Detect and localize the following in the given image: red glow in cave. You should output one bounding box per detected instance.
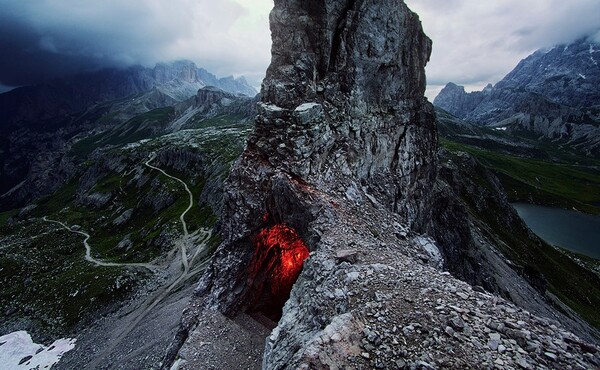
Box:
[250,224,310,309]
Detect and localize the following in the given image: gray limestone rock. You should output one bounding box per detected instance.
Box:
[165,0,438,367]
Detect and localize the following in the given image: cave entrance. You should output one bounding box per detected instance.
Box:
[247,223,310,321]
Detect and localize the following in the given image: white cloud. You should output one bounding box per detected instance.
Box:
[404,0,600,99]
[1,0,599,97]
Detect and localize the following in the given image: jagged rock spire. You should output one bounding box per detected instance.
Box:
[164,0,438,366]
[262,0,431,108]
[251,0,437,223]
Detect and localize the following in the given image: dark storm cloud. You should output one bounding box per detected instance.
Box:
[0,14,109,86]
[2,0,599,97]
[0,0,273,89]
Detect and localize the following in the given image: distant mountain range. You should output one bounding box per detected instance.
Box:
[0,60,257,129]
[0,61,258,205]
[434,37,600,157]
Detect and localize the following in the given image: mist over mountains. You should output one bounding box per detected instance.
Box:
[0,60,257,129]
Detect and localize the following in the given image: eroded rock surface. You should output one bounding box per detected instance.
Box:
[164,1,600,369]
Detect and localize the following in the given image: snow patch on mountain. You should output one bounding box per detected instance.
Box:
[0,331,76,369]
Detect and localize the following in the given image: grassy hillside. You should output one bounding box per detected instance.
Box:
[71,107,175,158]
[439,149,600,330]
[0,121,249,338]
[441,137,600,215]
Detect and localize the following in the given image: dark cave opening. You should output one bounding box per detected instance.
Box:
[247,223,310,321]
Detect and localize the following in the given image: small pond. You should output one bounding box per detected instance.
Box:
[512,203,600,259]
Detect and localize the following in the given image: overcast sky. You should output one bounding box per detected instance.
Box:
[406,0,600,99]
[0,0,599,98]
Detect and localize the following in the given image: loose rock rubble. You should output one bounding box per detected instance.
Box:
[264,195,600,369]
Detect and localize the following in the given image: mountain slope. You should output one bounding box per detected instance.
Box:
[0,100,252,367]
[500,39,600,108]
[0,64,257,208]
[434,37,600,157]
[435,103,600,215]
[0,60,256,130]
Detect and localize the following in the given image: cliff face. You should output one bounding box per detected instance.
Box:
[255,0,437,222]
[164,1,600,369]
[186,0,437,314]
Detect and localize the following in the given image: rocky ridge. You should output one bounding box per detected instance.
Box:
[164,1,599,369]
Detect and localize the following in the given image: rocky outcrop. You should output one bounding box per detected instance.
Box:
[191,86,258,117]
[254,0,437,221]
[165,0,438,367]
[195,86,233,108]
[189,0,437,309]
[164,1,599,369]
[434,82,491,118]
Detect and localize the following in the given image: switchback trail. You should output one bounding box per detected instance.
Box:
[42,217,158,271]
[86,153,214,368]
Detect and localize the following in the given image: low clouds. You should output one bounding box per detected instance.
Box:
[404,0,600,99]
[1,0,599,98]
[0,0,273,88]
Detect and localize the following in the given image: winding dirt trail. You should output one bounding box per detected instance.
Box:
[42,217,158,271]
[145,153,193,237]
[85,153,213,368]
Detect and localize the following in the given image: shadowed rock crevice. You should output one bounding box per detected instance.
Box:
[327,0,359,75]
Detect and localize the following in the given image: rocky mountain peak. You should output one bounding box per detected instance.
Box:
[434,82,490,118]
[194,86,230,106]
[253,0,437,215]
[498,37,600,108]
[435,36,600,119]
[262,0,431,109]
[433,36,600,156]
[153,60,200,84]
[165,0,440,367]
